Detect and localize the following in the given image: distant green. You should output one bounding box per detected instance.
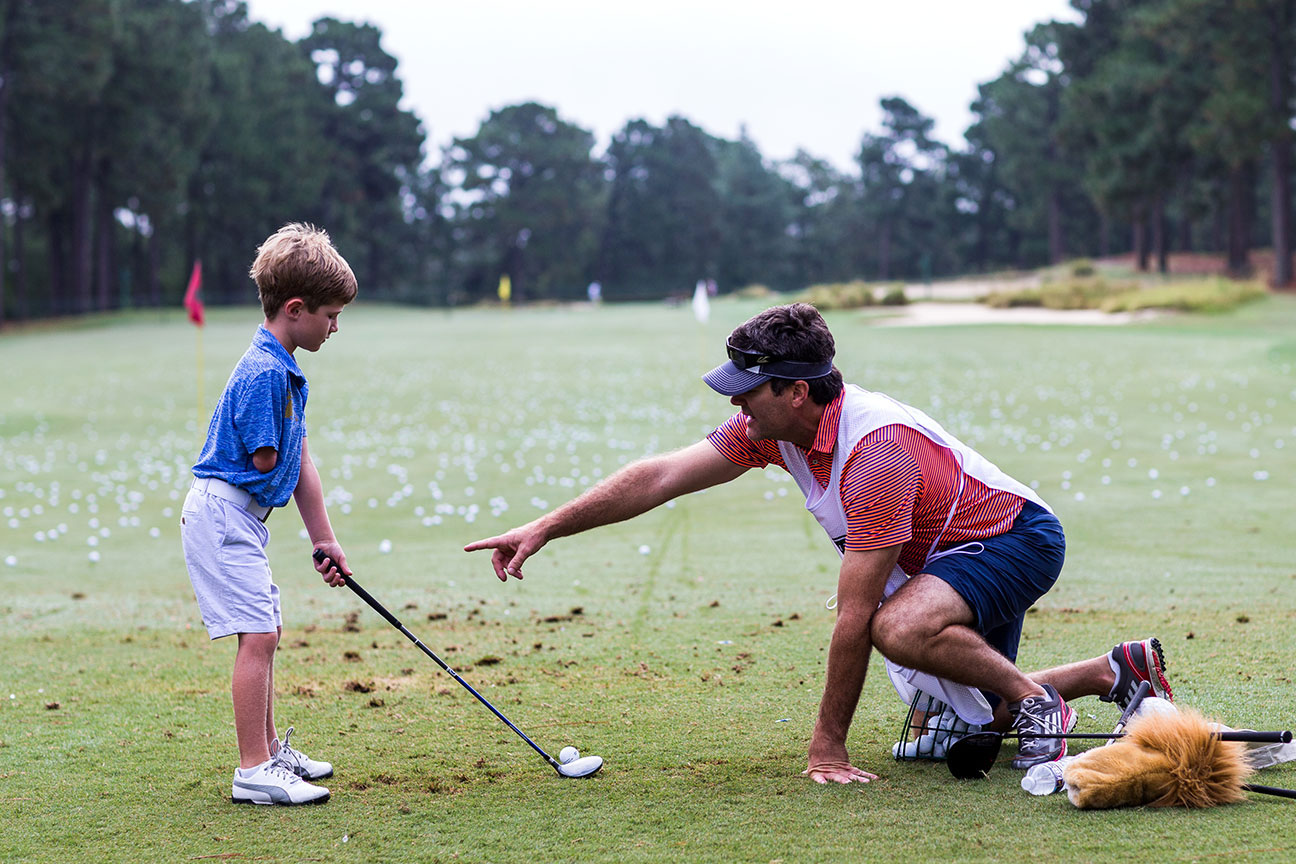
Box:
[2,297,1294,863]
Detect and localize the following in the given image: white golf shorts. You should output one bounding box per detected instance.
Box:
[181,487,281,639]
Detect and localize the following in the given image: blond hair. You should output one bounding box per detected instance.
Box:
[250,223,358,317]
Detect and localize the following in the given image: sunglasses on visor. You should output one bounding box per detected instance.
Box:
[724,341,834,378]
[726,342,779,370]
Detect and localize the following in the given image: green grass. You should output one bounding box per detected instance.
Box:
[2,296,1295,863]
[1099,277,1270,313]
[798,280,908,309]
[983,274,1268,314]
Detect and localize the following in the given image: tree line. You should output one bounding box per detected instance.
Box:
[1,0,1293,325]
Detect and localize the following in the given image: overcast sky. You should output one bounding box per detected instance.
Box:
[241,0,1079,171]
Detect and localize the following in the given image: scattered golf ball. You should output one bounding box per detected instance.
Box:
[379,538,393,554]
[637,544,650,555]
[4,556,16,567]
[559,747,579,764]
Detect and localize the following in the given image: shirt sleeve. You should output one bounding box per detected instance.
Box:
[839,433,922,551]
[233,370,286,456]
[706,413,775,468]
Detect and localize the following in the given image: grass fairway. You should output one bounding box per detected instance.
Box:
[2,295,1294,863]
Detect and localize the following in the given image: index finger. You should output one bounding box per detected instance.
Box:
[463,536,502,553]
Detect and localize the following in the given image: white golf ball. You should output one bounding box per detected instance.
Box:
[379,538,392,554]
[637,544,650,555]
[893,734,945,759]
[559,746,579,764]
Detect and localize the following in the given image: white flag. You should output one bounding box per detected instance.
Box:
[692,279,710,323]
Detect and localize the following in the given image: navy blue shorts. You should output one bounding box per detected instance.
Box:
[922,500,1065,663]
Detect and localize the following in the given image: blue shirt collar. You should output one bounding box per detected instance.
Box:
[254,325,306,385]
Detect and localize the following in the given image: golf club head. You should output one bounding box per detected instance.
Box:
[945,732,1005,779]
[555,754,604,778]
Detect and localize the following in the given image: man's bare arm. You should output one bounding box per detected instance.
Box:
[804,544,901,784]
[465,439,748,580]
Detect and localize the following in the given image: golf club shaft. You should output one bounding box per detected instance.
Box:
[1111,680,1151,734]
[314,551,561,769]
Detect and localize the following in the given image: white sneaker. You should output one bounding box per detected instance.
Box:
[232,755,330,805]
[273,726,334,780]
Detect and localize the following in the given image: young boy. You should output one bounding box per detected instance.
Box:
[181,223,357,805]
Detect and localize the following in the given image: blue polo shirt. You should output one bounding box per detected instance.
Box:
[192,325,309,508]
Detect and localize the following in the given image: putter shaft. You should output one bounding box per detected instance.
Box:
[314,550,564,772]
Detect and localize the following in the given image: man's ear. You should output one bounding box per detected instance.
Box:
[283,297,305,318]
[789,379,811,407]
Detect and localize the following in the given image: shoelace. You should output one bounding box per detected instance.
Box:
[277,726,304,767]
[1013,698,1045,725]
[263,751,302,784]
[1013,698,1063,752]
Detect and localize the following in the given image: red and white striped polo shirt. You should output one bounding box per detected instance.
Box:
[707,385,1039,574]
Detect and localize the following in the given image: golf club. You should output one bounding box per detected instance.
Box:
[314,549,604,779]
[947,727,1290,780]
[1241,783,1296,800]
[1110,680,1152,736]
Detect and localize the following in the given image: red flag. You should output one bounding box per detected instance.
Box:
[183,260,204,326]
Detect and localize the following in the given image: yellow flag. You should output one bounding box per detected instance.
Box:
[498,274,512,305]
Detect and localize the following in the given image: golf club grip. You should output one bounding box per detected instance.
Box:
[345,574,404,629]
[312,550,404,631]
[1243,783,1296,800]
[1219,730,1293,744]
[1003,730,1292,742]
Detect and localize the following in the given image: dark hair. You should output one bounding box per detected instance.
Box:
[727,303,844,405]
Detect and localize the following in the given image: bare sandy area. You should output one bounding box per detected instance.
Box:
[901,277,1040,301]
[871,301,1161,327]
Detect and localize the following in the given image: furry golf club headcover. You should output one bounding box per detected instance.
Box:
[1063,708,1252,808]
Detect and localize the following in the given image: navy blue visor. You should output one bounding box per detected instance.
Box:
[703,341,834,396]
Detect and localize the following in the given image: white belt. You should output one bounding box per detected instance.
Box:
[192,477,272,522]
